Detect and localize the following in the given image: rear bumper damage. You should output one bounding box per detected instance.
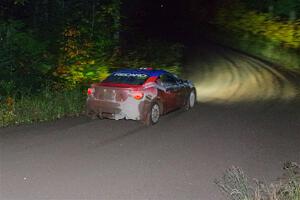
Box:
[86,97,149,121]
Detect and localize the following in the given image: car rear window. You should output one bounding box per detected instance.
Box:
[102,73,149,85]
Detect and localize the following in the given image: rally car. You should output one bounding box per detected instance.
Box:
[86,68,196,125]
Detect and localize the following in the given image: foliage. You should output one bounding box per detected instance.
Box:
[241,0,300,19]
[216,166,253,200]
[0,0,121,90]
[214,1,300,49]
[0,87,85,127]
[13,0,28,5]
[55,39,184,88]
[216,162,300,200]
[54,26,111,88]
[54,0,121,88]
[113,40,184,75]
[0,20,52,95]
[211,0,300,69]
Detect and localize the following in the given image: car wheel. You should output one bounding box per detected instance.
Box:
[185,90,196,110]
[86,110,97,120]
[86,109,103,120]
[145,103,160,126]
[98,112,104,119]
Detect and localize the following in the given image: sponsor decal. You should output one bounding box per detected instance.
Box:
[114,73,148,78]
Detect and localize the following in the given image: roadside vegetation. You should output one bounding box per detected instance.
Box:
[0,88,85,127]
[0,1,183,127]
[216,162,300,200]
[211,0,300,70]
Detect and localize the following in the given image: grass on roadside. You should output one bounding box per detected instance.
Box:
[216,161,300,200]
[0,88,86,127]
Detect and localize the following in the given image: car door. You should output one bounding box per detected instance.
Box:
[174,77,188,107]
[159,74,181,112]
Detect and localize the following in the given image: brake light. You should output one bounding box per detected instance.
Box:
[87,88,95,95]
[131,91,144,100]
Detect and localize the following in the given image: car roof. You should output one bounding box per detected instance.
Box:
[112,68,169,77]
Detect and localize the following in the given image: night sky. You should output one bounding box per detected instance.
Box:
[121,0,220,41]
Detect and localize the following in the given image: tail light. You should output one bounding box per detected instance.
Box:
[87,88,95,96]
[131,91,144,100]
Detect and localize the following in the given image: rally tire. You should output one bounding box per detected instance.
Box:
[145,103,160,126]
[86,110,98,120]
[185,90,196,110]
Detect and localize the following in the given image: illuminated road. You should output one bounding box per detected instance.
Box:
[1,43,300,200]
[185,43,299,103]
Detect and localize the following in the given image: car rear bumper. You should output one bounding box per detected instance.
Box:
[86,97,148,121]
